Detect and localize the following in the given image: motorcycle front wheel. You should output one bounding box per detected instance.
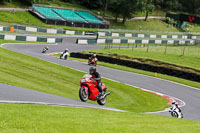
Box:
[171,111,178,118]
[79,87,88,102]
[64,55,68,60]
[97,97,106,105]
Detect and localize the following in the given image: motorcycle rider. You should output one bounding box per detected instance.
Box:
[89,66,103,97]
[89,54,97,63]
[170,101,182,118]
[42,46,48,53]
[63,48,69,54]
[60,48,69,60]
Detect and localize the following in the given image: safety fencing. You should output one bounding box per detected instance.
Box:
[97,32,200,39]
[70,52,200,82]
[1,25,200,40]
[0,25,86,35]
[77,38,197,45]
[0,34,63,43]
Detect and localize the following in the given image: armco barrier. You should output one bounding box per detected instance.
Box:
[0,34,63,43]
[70,52,200,82]
[76,38,196,45]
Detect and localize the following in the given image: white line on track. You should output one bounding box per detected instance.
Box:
[0,100,127,112]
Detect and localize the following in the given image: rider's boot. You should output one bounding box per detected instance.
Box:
[97,91,104,99]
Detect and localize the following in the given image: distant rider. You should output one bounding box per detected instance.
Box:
[89,66,103,97]
[63,48,69,56]
[60,48,69,60]
[42,46,49,53]
[89,54,97,63]
[170,101,182,117]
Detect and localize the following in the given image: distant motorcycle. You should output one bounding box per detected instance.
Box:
[42,46,48,53]
[88,57,98,66]
[169,105,183,118]
[60,49,69,60]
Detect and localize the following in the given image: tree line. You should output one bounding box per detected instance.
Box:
[75,0,200,23]
[1,0,200,24]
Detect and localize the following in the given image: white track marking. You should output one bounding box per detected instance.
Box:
[0,100,127,112]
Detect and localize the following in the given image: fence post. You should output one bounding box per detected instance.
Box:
[181,47,186,56]
[132,44,134,51]
[164,46,167,54]
[146,44,149,53]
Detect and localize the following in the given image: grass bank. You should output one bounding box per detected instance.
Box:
[88,45,200,71]
[0,104,200,133]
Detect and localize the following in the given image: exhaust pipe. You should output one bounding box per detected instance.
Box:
[102,92,111,98]
[97,92,111,100]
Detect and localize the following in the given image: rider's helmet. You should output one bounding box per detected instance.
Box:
[172,101,176,104]
[66,48,69,52]
[93,54,96,57]
[89,66,96,75]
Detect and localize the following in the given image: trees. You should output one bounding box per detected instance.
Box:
[140,0,162,21]
[120,0,140,24]
[78,0,103,9]
[111,0,141,24]
[102,0,110,18]
[2,0,200,24]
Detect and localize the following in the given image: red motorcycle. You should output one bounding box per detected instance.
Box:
[88,57,98,66]
[79,74,110,105]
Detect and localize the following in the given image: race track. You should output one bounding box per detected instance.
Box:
[1,36,200,121]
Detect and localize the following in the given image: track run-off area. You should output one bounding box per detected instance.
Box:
[1,36,200,121]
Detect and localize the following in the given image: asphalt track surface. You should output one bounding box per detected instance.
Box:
[1,36,200,121]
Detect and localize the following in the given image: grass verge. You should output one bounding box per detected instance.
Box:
[0,104,200,133]
[87,45,200,71]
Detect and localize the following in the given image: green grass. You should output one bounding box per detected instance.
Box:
[88,45,200,71]
[0,45,169,112]
[0,104,200,133]
[109,19,181,32]
[133,9,166,17]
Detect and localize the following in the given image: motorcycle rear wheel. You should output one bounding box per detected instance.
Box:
[79,87,88,102]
